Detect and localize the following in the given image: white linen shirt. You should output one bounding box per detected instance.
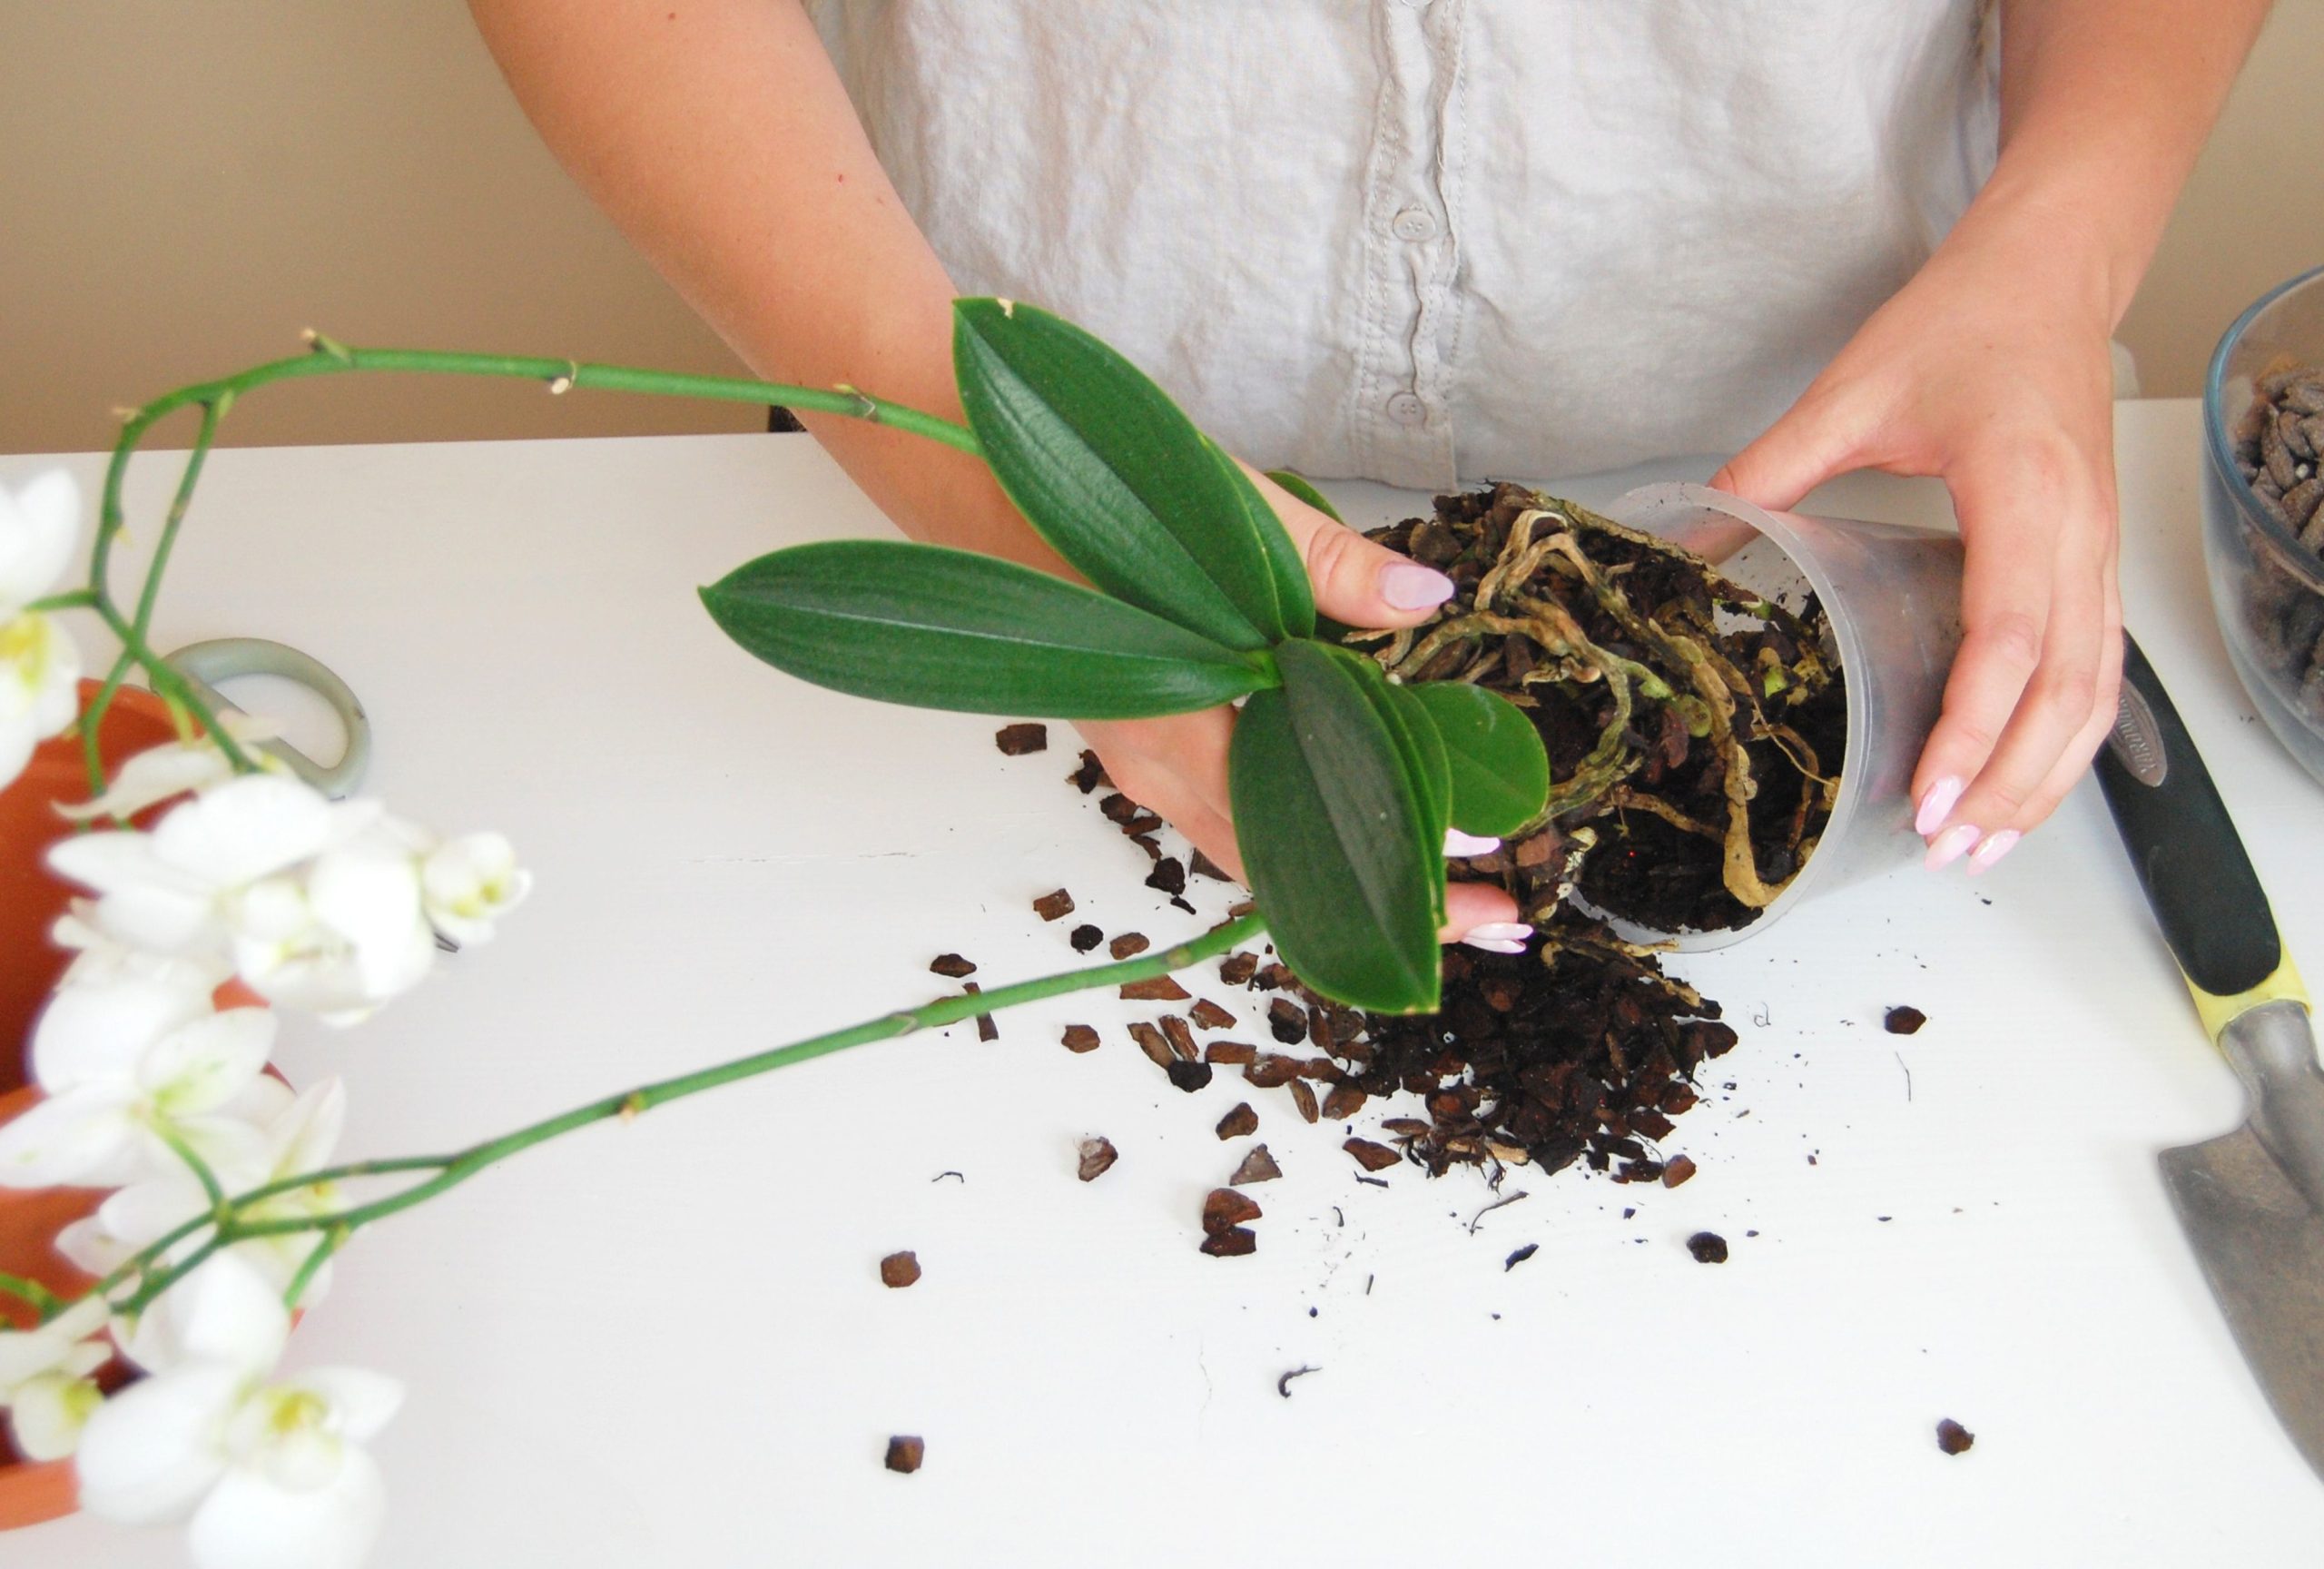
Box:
[807,2,2001,489]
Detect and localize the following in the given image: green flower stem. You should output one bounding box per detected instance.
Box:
[131,394,228,647]
[281,1226,345,1310]
[109,913,1265,1317]
[0,1270,68,1317]
[25,589,98,614]
[81,395,245,795]
[150,1120,230,1217]
[74,340,984,797]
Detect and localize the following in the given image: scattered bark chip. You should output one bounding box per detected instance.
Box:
[1098,792,1140,824]
[962,982,996,1042]
[1145,857,1187,897]
[1204,1041,1257,1066]
[1202,1187,1263,1235]
[1200,1227,1256,1258]
[1032,888,1076,922]
[1068,748,1107,794]
[1216,1102,1258,1140]
[1188,998,1236,1030]
[1187,848,1236,883]
[1686,1230,1729,1264]
[1121,976,1189,1002]
[1076,1137,1118,1181]
[1267,998,1309,1044]
[1218,952,1259,987]
[1129,1021,1175,1070]
[1159,1015,1199,1061]
[1661,1155,1698,1189]
[879,1251,921,1289]
[1885,1006,1928,1035]
[1344,1138,1401,1173]
[1503,1243,1539,1271]
[1060,1024,1100,1054]
[1935,1418,1975,1456]
[928,953,976,979]
[1068,923,1103,952]
[1165,1059,1215,1093]
[1288,1079,1320,1124]
[884,1436,925,1474]
[1321,1083,1366,1120]
[994,723,1048,755]
[1230,1144,1282,1185]
[1245,1054,1301,1088]
[1108,932,1151,960]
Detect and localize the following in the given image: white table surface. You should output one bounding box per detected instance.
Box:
[6,400,2322,1567]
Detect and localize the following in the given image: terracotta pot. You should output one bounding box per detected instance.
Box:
[1,681,181,1098]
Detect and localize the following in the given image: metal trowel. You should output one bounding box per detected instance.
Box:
[2096,634,2323,1478]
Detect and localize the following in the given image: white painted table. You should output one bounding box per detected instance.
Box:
[7,402,2321,1567]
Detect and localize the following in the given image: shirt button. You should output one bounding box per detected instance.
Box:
[1390,208,1438,242]
[1385,391,1426,427]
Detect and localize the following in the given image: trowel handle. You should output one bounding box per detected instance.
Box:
[2093,634,2309,1041]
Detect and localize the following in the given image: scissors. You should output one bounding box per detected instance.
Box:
[162,636,371,798]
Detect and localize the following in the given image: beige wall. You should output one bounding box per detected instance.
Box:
[0,3,759,455]
[4,2,2319,457]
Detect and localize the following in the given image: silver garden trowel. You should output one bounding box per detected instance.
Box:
[2097,634,2322,1478]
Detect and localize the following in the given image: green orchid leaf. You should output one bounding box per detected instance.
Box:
[1403,680,1552,837]
[702,540,1270,719]
[1262,467,1344,525]
[1228,639,1441,1014]
[1212,439,1315,639]
[1384,682,1454,926]
[952,298,1301,648]
[1319,646,1449,927]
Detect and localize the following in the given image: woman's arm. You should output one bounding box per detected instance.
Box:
[467,0,1042,566]
[466,0,1518,940]
[1717,0,2274,872]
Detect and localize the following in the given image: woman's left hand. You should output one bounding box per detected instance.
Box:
[1713,193,2126,874]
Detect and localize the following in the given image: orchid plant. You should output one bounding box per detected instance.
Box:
[0,301,1550,1567]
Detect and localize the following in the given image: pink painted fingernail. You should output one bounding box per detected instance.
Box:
[1924,824,1980,871]
[1968,829,2021,873]
[1443,828,1502,858]
[1463,937,1528,955]
[1381,561,1455,612]
[1461,922,1532,949]
[1914,776,1965,837]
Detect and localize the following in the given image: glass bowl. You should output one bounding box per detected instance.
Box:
[2201,263,2324,790]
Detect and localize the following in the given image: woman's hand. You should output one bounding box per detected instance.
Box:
[1077,474,1532,951]
[1713,192,2126,874]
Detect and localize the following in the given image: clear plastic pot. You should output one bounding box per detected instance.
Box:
[1581,482,1964,950]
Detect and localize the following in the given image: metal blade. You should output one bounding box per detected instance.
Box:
[2162,1124,2324,1477]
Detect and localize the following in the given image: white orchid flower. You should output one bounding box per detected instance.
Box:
[231,824,436,1026]
[51,904,236,993]
[0,469,81,614]
[45,774,374,957]
[419,832,531,946]
[45,778,438,1022]
[0,469,86,791]
[54,712,287,824]
[63,1080,346,1307]
[0,609,81,791]
[0,1296,113,1462]
[76,1254,401,1569]
[0,970,278,1189]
